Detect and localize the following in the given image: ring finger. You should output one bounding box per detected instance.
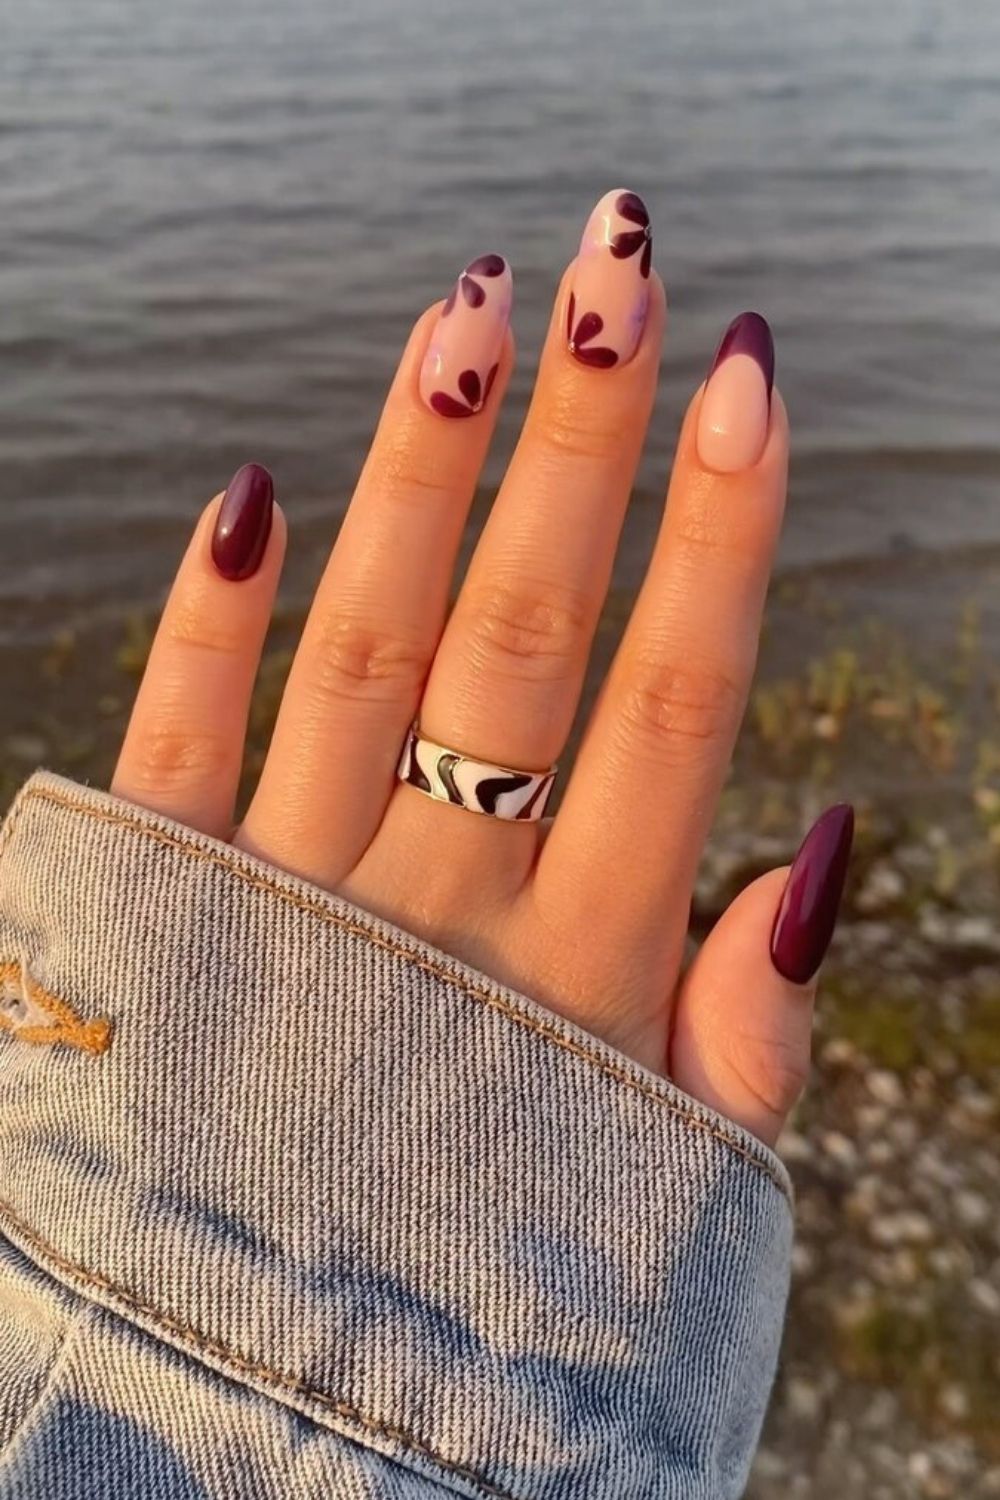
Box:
[234,258,514,885]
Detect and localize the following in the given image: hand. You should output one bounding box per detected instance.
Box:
[110,189,852,1148]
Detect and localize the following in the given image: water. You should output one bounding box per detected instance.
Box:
[2,0,1000,646]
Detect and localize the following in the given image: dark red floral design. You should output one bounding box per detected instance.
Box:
[430,361,500,418]
[566,290,618,369]
[442,254,506,316]
[609,191,652,279]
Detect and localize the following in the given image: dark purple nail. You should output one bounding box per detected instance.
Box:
[211,463,274,581]
[770,804,854,984]
[709,310,775,403]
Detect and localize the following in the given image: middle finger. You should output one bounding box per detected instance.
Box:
[407,190,665,827]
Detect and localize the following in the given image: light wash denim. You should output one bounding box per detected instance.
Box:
[0,767,793,1499]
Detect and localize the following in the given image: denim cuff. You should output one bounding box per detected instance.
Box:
[0,768,792,1499]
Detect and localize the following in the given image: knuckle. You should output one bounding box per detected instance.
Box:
[370,420,459,507]
[309,614,429,707]
[727,1030,811,1120]
[536,387,624,462]
[463,579,588,684]
[130,726,233,790]
[167,596,245,657]
[618,652,744,756]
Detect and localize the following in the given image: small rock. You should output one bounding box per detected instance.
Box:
[856,1102,889,1135]
[928,1245,964,1277]
[956,1087,997,1122]
[888,1248,921,1286]
[888,1117,919,1151]
[867,1069,905,1108]
[821,1130,858,1170]
[954,1189,991,1231]
[845,1175,882,1220]
[777,1128,813,1164]
[751,1447,788,1481]
[938,1384,969,1422]
[970,1278,1000,1316]
[952,915,997,949]
[910,1453,934,1483]
[856,862,907,913]
[785,1375,822,1422]
[870,1210,934,1247]
[821,1037,857,1068]
[791,1241,817,1278]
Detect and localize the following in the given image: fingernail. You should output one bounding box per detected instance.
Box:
[770,803,854,984]
[211,463,274,581]
[697,311,775,473]
[419,254,512,418]
[567,188,652,370]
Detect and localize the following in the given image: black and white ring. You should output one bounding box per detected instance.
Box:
[396,724,556,822]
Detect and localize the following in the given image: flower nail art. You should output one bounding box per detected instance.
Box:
[442,253,506,314]
[430,363,500,419]
[420,254,512,420]
[567,189,653,371]
[609,191,652,278]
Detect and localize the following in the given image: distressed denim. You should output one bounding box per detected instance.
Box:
[0,768,793,1499]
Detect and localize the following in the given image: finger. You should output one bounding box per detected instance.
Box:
[412,189,663,802]
[671,804,854,1146]
[236,258,514,884]
[112,464,284,837]
[538,315,788,954]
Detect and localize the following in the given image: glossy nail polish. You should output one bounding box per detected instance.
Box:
[770,804,854,984]
[419,254,512,418]
[567,188,652,370]
[211,463,274,581]
[697,311,775,473]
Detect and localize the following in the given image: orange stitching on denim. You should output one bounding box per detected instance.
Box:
[0,1195,513,1500]
[13,783,790,1200]
[0,959,112,1056]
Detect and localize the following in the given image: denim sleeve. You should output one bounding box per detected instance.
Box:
[0,768,793,1500]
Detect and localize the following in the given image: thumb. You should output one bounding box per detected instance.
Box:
[671,805,854,1148]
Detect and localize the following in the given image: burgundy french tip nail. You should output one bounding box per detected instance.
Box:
[709,310,775,402]
[211,463,274,581]
[770,803,854,984]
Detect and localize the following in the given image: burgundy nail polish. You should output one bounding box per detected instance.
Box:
[770,804,854,984]
[708,310,775,404]
[211,463,274,581]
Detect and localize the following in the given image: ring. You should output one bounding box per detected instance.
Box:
[396,723,557,822]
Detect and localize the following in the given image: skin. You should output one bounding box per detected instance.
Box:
[111,250,813,1150]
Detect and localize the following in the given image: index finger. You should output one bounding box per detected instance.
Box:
[537,320,789,962]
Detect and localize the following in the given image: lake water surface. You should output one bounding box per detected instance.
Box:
[2,0,999,646]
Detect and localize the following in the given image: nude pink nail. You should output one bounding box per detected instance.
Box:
[566,188,653,371]
[419,254,512,418]
[697,311,775,473]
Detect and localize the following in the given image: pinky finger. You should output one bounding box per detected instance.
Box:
[670,805,854,1147]
[112,464,286,838]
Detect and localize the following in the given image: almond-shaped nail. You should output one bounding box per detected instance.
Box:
[770,804,854,984]
[697,311,775,473]
[211,462,274,581]
[419,254,512,418]
[566,188,652,370]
